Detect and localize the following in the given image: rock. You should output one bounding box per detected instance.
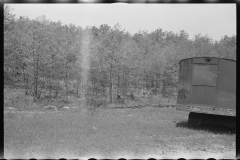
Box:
[63,106,71,110]
[8,107,16,110]
[44,105,57,110]
[129,93,135,99]
[62,106,78,110]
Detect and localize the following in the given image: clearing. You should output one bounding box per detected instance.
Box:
[4,105,235,159]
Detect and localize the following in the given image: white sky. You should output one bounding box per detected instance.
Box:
[9,3,236,41]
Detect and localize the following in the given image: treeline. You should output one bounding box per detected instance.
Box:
[4,5,236,103]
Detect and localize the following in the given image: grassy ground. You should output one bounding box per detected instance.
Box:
[4,86,235,159]
[4,106,235,159]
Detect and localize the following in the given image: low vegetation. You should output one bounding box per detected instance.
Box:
[4,104,235,159]
[4,87,235,159]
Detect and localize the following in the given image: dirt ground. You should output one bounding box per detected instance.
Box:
[4,106,236,159]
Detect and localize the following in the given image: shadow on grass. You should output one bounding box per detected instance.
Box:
[176,120,235,135]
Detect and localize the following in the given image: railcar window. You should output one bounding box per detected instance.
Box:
[192,64,217,86]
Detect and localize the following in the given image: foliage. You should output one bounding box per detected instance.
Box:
[4,7,236,104]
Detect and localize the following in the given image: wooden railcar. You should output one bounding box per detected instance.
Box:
[176,57,236,128]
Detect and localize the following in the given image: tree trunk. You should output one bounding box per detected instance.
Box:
[122,71,126,96]
[55,78,60,98]
[109,63,113,103]
[117,72,120,96]
[48,75,52,99]
[65,63,68,99]
[51,51,54,98]
[81,75,84,98]
[37,78,45,99]
[22,66,29,96]
[26,74,29,95]
[102,77,105,95]
[76,78,79,98]
[77,68,81,98]
[154,74,158,95]
[33,52,39,102]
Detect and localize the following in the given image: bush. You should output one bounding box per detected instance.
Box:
[87,96,107,107]
[116,98,125,104]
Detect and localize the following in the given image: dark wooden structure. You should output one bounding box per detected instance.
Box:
[176,57,236,128]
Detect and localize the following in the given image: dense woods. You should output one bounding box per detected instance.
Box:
[4,5,236,105]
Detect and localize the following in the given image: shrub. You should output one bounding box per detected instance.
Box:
[87,96,107,107]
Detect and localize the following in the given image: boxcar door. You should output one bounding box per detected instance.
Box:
[191,58,218,107]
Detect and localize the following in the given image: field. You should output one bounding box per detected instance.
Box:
[4,104,235,159]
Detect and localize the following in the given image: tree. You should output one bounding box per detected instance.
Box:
[214,35,236,60]
[4,9,236,106]
[4,5,15,32]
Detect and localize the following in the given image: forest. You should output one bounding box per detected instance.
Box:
[4,5,236,107]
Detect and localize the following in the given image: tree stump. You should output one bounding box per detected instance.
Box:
[129,93,135,100]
